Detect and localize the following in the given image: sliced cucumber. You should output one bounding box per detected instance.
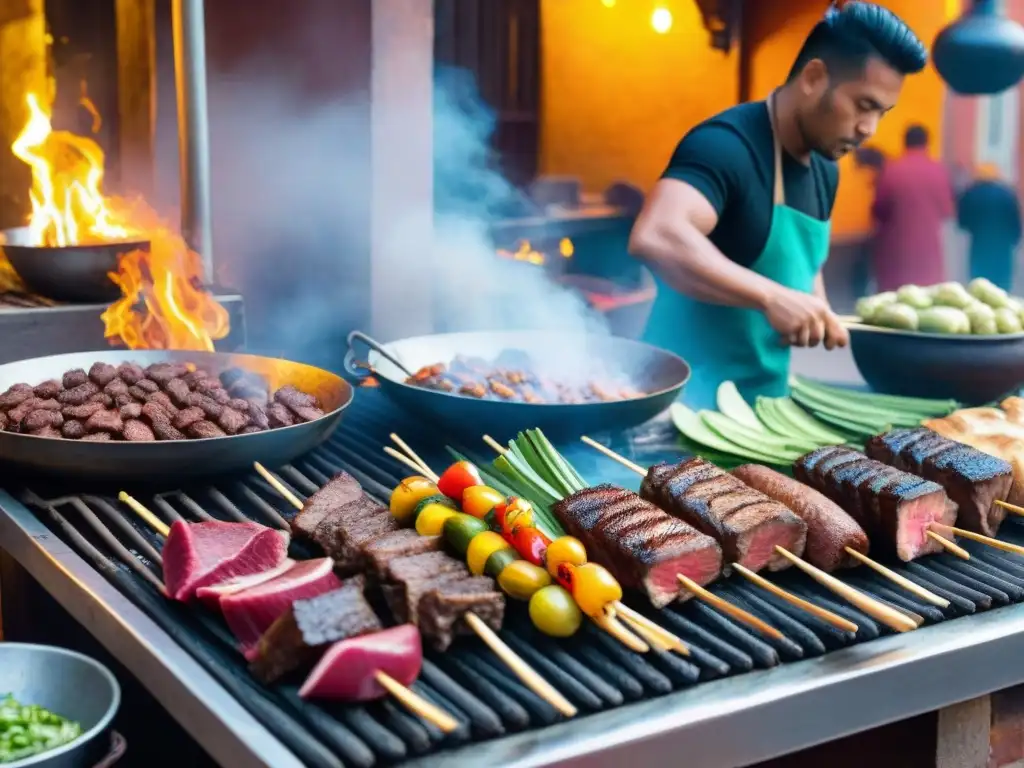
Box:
[790,375,958,417]
[716,381,764,432]
[771,397,848,444]
[754,397,795,437]
[789,384,914,428]
[671,404,788,464]
[699,411,808,462]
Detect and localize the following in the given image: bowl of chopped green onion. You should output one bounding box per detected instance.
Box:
[0,644,120,767]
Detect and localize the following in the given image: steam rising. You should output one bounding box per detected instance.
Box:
[205,57,610,371]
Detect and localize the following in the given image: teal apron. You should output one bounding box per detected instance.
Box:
[643,93,831,409]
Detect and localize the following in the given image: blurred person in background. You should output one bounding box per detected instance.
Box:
[958,163,1022,292]
[870,124,954,291]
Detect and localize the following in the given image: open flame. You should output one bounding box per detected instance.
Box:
[496,238,574,266]
[9,92,229,351]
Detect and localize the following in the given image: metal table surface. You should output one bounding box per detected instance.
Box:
[6,480,1024,767]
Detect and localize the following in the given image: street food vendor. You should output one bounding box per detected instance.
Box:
[629,2,927,408]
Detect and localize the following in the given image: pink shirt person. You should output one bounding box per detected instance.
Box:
[870,125,954,291]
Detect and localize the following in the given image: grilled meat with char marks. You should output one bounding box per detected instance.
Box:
[795,447,957,561]
[553,485,722,607]
[866,428,1013,537]
[641,458,807,572]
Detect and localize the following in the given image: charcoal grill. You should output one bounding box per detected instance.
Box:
[7,390,1024,767]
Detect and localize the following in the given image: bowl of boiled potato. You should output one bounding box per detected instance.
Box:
[847,278,1024,403]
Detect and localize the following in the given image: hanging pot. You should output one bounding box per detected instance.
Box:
[933,0,1024,95]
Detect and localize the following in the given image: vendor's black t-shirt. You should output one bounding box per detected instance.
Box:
[662,101,840,269]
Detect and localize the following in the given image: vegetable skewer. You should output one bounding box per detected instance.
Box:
[382,445,662,653]
[579,438,920,633]
[387,439,692,656]
[117,491,459,732]
[253,462,578,718]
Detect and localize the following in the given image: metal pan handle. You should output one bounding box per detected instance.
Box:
[344,330,414,379]
[94,731,126,767]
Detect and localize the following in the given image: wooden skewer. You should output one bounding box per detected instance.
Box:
[843,547,950,608]
[731,564,859,633]
[773,547,917,633]
[612,602,690,655]
[677,574,785,641]
[995,499,1024,517]
[482,434,506,456]
[372,671,460,732]
[925,529,971,560]
[931,522,1024,557]
[385,446,442,484]
[256,462,578,718]
[117,491,461,732]
[592,609,649,653]
[253,463,305,509]
[580,436,647,475]
[389,434,434,477]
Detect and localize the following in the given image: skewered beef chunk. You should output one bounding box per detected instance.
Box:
[361,530,442,576]
[249,577,381,684]
[554,485,723,607]
[32,379,61,399]
[795,447,958,561]
[142,402,186,440]
[116,363,145,384]
[62,402,105,420]
[123,420,156,441]
[21,410,63,432]
[186,420,226,439]
[217,406,249,434]
[81,432,112,442]
[164,378,192,406]
[173,406,206,431]
[62,369,88,388]
[88,392,114,408]
[145,391,179,415]
[419,577,505,651]
[291,472,363,539]
[383,551,470,625]
[104,378,129,397]
[732,464,869,572]
[61,419,85,439]
[30,425,61,438]
[119,402,143,419]
[267,402,295,428]
[866,428,1013,537]
[58,382,100,405]
[312,496,399,572]
[88,362,118,387]
[85,409,124,435]
[641,459,807,572]
[275,385,318,410]
[0,385,32,410]
[186,392,223,419]
[145,362,190,385]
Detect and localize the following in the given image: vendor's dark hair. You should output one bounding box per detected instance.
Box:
[788,2,927,82]
[905,124,929,148]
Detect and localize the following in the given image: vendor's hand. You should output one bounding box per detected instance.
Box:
[763,288,831,347]
[823,312,850,350]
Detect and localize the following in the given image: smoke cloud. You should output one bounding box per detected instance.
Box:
[203,48,610,373]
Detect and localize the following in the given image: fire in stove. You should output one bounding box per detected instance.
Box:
[7,90,230,352]
[496,237,574,267]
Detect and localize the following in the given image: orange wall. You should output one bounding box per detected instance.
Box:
[738,0,957,239]
[538,0,739,194]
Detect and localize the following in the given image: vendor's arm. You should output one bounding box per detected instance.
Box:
[629,125,835,348]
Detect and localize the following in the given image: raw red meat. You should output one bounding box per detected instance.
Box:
[221,558,342,656]
[162,520,290,601]
[194,559,295,609]
[299,624,422,701]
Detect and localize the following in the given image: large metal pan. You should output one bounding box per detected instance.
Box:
[0,350,353,480]
[344,330,689,441]
[844,317,1024,403]
[0,227,149,303]
[0,643,121,768]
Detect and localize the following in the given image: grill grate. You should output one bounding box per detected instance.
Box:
[0,290,58,309]
[15,388,1024,766]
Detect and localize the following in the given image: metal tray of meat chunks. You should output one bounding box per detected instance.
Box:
[0,350,353,480]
